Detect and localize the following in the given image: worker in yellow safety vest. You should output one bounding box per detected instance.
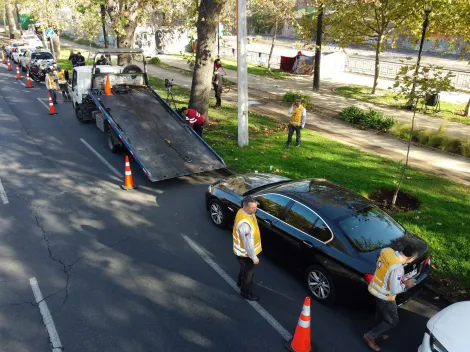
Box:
[285,97,307,148]
[56,66,71,102]
[363,245,417,351]
[233,196,262,301]
[45,69,58,105]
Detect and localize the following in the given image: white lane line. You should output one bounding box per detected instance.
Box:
[37,97,49,111]
[80,138,123,178]
[18,79,26,86]
[181,234,293,341]
[1,63,7,69]
[0,180,9,204]
[29,277,63,352]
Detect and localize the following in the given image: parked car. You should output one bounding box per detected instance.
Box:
[205,174,431,303]
[20,49,55,73]
[418,301,470,352]
[12,46,32,64]
[4,41,28,58]
[20,33,43,48]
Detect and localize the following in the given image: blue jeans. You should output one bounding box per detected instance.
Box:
[49,90,57,104]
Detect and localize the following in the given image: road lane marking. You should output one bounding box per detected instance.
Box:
[181,234,293,341]
[80,138,123,178]
[19,79,26,86]
[37,97,49,111]
[0,180,9,204]
[1,63,7,69]
[29,277,63,352]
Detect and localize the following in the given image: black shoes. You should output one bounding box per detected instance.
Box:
[241,293,260,301]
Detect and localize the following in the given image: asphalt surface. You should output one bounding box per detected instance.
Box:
[0,62,445,352]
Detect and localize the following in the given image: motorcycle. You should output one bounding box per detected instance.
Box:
[29,61,54,83]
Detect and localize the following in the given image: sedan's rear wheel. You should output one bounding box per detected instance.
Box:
[305,265,336,304]
[208,199,227,228]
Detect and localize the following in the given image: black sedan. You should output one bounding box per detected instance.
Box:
[205,173,431,304]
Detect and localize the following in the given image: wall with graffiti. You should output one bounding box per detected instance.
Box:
[133,26,192,57]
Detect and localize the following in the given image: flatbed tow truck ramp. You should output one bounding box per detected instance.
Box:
[71,48,226,182]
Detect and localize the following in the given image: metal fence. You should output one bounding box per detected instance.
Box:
[219,47,281,69]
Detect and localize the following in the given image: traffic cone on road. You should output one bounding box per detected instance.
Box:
[2,51,5,64]
[104,74,112,96]
[121,155,137,190]
[26,71,33,88]
[47,93,57,115]
[285,297,313,352]
[7,57,12,71]
[15,64,22,79]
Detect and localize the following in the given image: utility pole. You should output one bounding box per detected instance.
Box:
[313,2,323,91]
[237,0,249,147]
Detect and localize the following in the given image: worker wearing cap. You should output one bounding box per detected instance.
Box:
[286,97,306,148]
[363,245,418,352]
[233,196,262,301]
[181,107,205,137]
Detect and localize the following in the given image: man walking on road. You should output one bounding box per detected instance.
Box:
[363,245,417,351]
[45,69,58,105]
[286,97,306,148]
[233,196,262,301]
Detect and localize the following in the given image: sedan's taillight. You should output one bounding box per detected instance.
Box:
[365,274,374,283]
[424,256,431,266]
[12,48,17,52]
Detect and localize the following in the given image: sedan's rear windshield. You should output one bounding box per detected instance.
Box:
[338,206,405,252]
[32,53,53,60]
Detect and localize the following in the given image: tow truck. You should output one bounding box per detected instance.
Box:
[70,48,226,182]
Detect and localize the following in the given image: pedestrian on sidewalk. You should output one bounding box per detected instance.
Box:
[286,97,306,148]
[68,50,78,67]
[233,196,262,301]
[45,68,58,105]
[212,59,225,109]
[76,52,86,67]
[363,245,417,352]
[181,107,205,137]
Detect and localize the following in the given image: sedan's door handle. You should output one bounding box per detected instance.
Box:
[263,219,273,226]
[302,240,313,248]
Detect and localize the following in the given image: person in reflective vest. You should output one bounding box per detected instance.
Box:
[56,66,71,102]
[233,196,262,301]
[285,97,306,148]
[363,245,417,351]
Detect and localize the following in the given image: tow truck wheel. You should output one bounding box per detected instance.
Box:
[107,129,121,153]
[75,105,86,124]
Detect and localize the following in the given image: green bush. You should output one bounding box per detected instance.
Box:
[338,106,395,132]
[148,57,161,65]
[416,129,431,145]
[428,134,445,149]
[282,91,313,109]
[461,140,470,157]
[441,137,462,154]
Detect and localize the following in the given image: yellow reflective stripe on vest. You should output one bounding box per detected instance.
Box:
[368,248,403,301]
[232,210,262,257]
[290,105,304,126]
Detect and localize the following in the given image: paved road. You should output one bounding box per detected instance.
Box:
[0,63,443,351]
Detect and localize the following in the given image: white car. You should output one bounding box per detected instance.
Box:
[4,41,28,57]
[418,301,470,352]
[12,46,32,64]
[20,34,43,48]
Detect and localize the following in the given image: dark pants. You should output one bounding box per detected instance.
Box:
[286,123,301,146]
[59,84,71,101]
[365,298,399,339]
[236,256,255,296]
[213,83,222,107]
[193,123,204,137]
[49,90,57,104]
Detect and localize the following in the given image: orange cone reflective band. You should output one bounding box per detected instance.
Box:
[121,155,137,190]
[26,71,33,88]
[285,297,313,352]
[48,93,57,115]
[16,64,22,79]
[7,57,12,71]
[104,74,112,96]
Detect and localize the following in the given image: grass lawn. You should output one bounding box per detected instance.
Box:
[148,76,470,297]
[336,85,470,126]
[171,53,289,80]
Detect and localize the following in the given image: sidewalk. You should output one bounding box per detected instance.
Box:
[60,38,470,187]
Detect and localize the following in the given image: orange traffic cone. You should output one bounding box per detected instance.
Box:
[26,71,33,88]
[121,155,137,190]
[104,74,112,96]
[7,57,12,71]
[47,93,57,115]
[15,64,22,79]
[2,51,5,64]
[285,297,313,352]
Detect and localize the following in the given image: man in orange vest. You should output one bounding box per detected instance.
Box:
[286,97,307,148]
[233,196,262,301]
[363,245,417,351]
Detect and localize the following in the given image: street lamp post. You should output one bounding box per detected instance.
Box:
[407,2,432,108]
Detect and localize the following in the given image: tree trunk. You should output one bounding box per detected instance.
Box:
[100,3,109,48]
[52,32,61,59]
[188,0,223,118]
[5,0,17,39]
[371,33,383,94]
[14,1,22,34]
[115,22,137,65]
[313,2,324,92]
[464,97,470,117]
[267,19,278,72]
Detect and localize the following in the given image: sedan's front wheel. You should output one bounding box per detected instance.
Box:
[305,265,337,304]
[208,199,227,228]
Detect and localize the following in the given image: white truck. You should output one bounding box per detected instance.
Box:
[70,48,225,182]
